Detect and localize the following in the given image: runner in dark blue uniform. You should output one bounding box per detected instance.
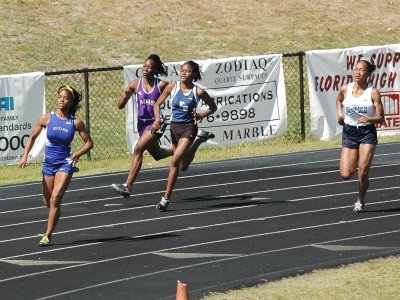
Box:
[336,60,384,212]
[152,61,218,211]
[18,85,93,246]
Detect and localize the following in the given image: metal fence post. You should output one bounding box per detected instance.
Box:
[298,52,306,141]
[84,69,91,160]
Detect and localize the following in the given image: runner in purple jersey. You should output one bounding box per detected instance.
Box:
[111,54,173,198]
[18,85,93,246]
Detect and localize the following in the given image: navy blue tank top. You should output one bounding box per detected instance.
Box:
[170,81,199,123]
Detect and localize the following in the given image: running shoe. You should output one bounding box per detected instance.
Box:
[156,197,170,211]
[197,130,215,141]
[39,235,51,246]
[353,201,365,213]
[111,183,131,198]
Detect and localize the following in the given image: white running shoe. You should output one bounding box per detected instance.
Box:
[353,201,365,213]
[111,183,131,198]
[197,130,215,141]
[156,196,170,211]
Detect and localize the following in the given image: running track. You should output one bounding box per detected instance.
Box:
[1,143,399,300]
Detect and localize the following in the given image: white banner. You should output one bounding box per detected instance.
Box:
[306,44,400,140]
[0,72,46,165]
[123,54,287,151]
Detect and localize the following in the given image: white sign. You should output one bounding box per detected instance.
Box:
[306,44,400,140]
[123,54,287,151]
[0,72,46,165]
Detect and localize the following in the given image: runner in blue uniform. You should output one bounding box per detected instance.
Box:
[110,54,173,198]
[18,85,93,246]
[336,59,384,212]
[152,60,218,211]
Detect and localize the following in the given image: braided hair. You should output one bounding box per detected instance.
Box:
[146,54,168,77]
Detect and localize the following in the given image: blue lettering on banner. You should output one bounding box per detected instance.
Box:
[0,97,15,111]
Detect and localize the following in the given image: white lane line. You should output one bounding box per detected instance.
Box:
[2,155,399,202]
[0,259,90,266]
[0,147,345,190]
[1,149,398,197]
[2,199,400,260]
[2,159,340,201]
[311,244,399,251]
[1,161,399,210]
[36,239,400,300]
[1,216,400,285]
[155,252,240,259]
[0,183,400,232]
[0,205,256,244]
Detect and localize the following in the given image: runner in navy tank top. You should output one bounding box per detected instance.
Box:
[336,59,384,213]
[19,85,93,246]
[152,60,218,211]
[111,54,173,198]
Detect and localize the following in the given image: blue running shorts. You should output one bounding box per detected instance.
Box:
[342,123,377,149]
[42,157,74,176]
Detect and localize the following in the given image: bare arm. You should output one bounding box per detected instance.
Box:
[194,87,217,121]
[70,118,94,166]
[18,114,49,169]
[370,88,384,124]
[336,85,346,125]
[151,82,175,134]
[117,79,138,109]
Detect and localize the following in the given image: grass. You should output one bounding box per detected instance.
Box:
[0,0,398,74]
[1,0,400,299]
[201,256,400,300]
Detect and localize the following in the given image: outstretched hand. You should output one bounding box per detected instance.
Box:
[18,156,28,169]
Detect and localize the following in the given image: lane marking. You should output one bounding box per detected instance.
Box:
[311,244,399,251]
[0,147,346,190]
[0,206,400,262]
[2,156,399,202]
[1,164,399,213]
[0,259,90,266]
[0,205,257,244]
[1,179,399,231]
[155,252,240,259]
[9,228,400,299]
[2,194,400,244]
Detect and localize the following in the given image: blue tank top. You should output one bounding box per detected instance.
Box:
[136,77,161,121]
[45,112,76,161]
[170,81,199,123]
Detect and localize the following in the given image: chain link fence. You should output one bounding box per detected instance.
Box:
[45,52,310,160]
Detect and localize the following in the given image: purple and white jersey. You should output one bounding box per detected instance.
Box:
[136,77,161,121]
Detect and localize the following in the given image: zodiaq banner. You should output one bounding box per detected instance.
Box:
[123,54,287,151]
[0,72,46,165]
[306,44,400,140]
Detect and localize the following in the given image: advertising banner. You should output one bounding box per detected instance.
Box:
[0,72,46,165]
[123,55,287,151]
[306,44,400,140]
